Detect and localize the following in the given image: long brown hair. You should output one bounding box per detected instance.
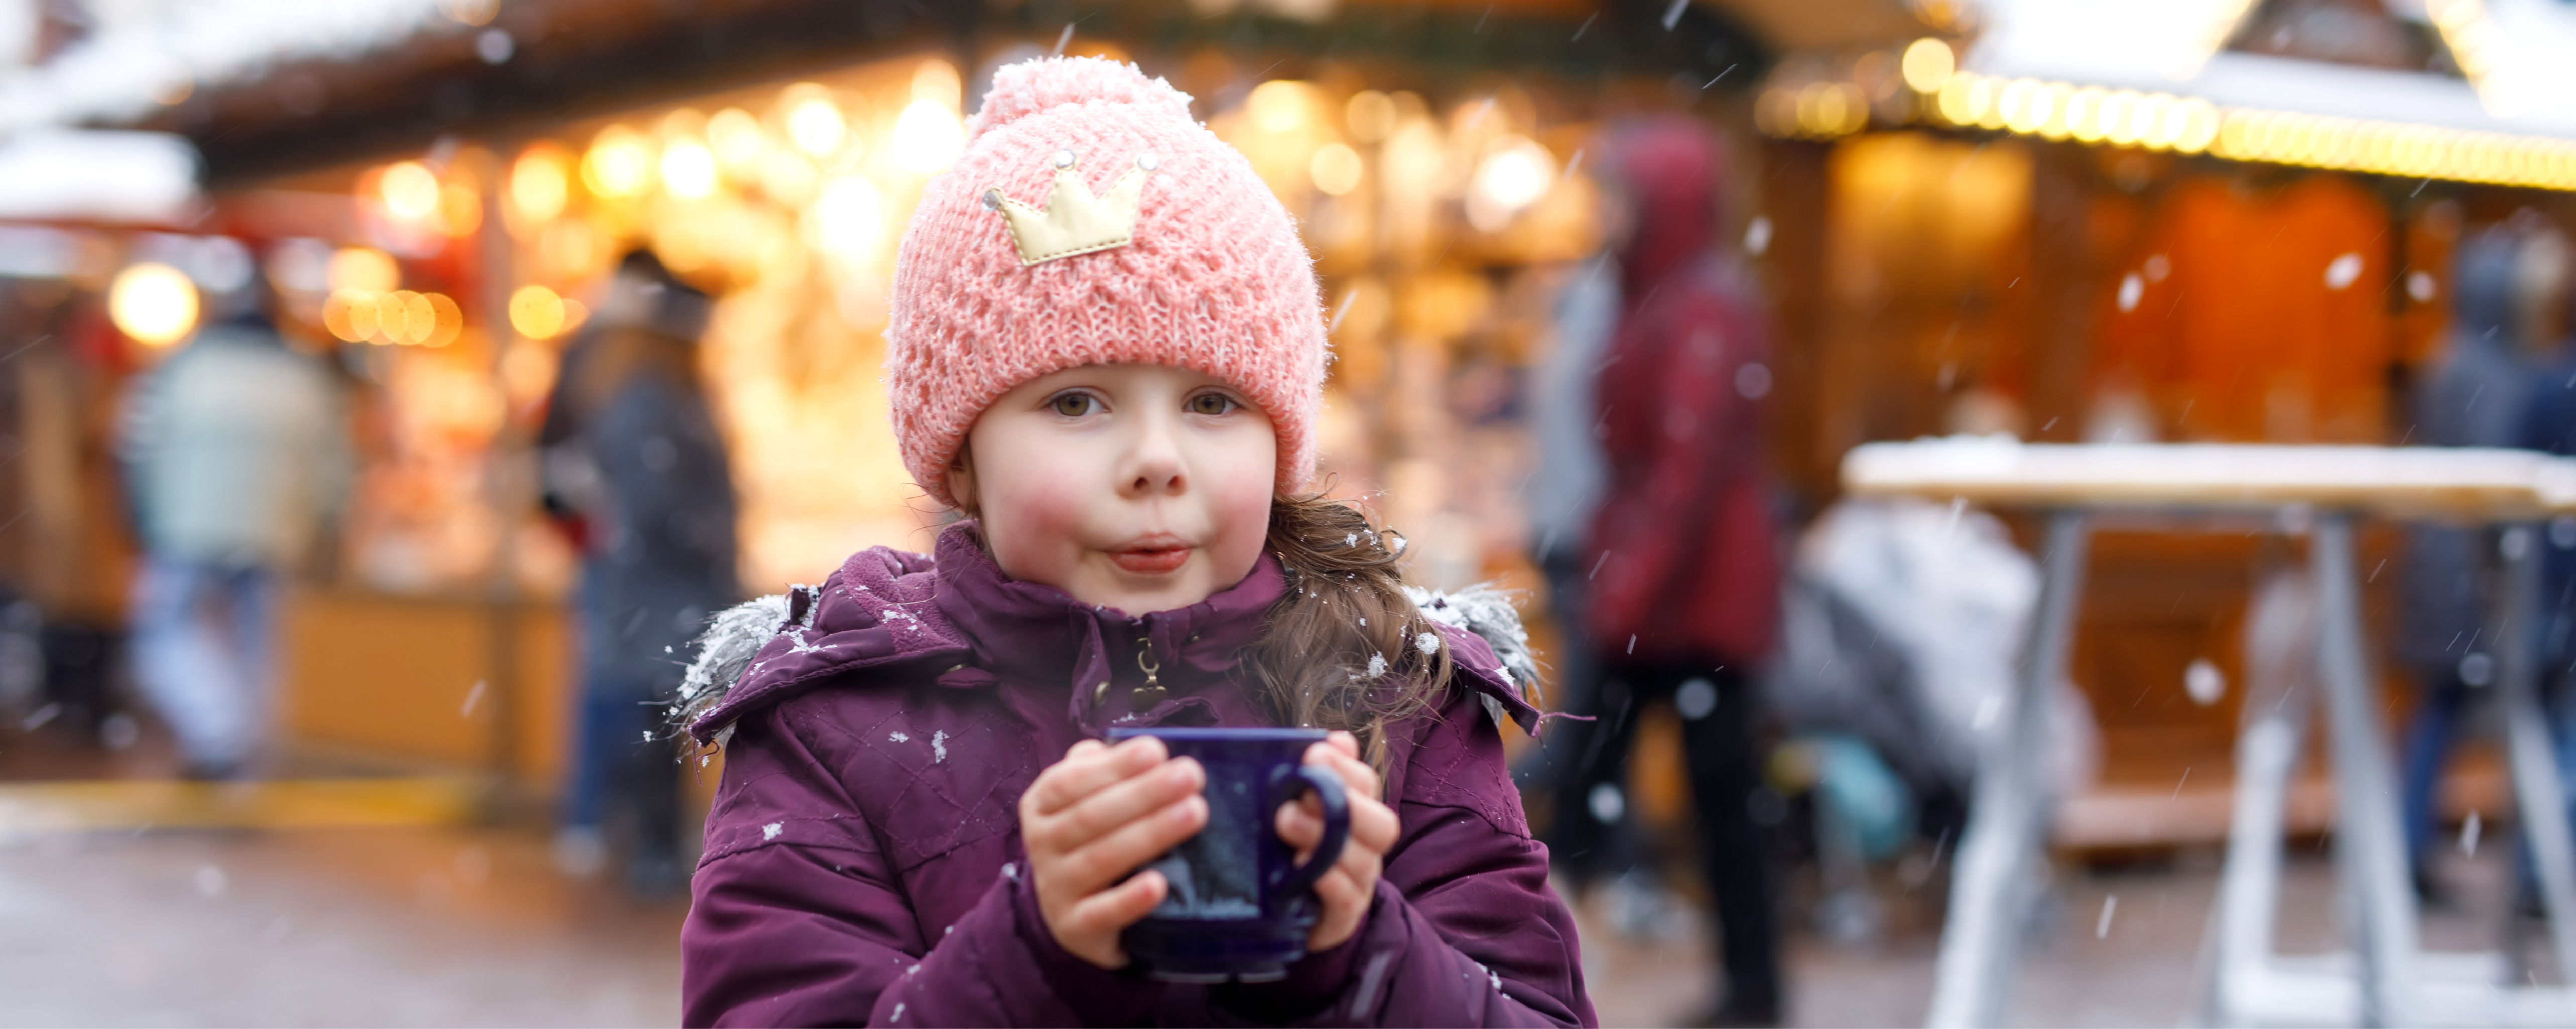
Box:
[1241,493,1454,773]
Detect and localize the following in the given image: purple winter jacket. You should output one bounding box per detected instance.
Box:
[677,523,1595,1027]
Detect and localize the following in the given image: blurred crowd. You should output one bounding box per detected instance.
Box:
[2,1,2576,1026]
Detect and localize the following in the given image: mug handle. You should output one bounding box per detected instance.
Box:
[1266,764,1351,897]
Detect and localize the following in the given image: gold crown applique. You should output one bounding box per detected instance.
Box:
[982,149,1156,266]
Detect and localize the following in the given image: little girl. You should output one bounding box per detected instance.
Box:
[674,57,1592,1027]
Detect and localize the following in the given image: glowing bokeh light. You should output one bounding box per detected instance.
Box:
[323,289,377,341]
[328,247,400,293]
[1466,135,1555,232]
[1346,90,1397,143]
[1310,142,1364,196]
[510,284,568,340]
[109,263,199,347]
[1901,38,1956,93]
[379,161,442,220]
[911,60,962,110]
[662,138,718,200]
[810,174,886,261]
[890,101,965,173]
[707,108,766,172]
[583,126,655,199]
[510,145,571,223]
[1248,81,1312,133]
[786,94,847,158]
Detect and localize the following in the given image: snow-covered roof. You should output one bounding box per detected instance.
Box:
[1969,0,2576,140]
[0,0,460,139]
[0,128,196,223]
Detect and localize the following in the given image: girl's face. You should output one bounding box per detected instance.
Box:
[951,363,1276,615]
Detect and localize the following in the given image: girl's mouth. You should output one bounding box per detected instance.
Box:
[1108,538,1193,575]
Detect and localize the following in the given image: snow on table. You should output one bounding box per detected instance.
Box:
[1843,437,2576,521]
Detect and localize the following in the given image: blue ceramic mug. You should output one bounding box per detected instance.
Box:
[1106,726,1352,983]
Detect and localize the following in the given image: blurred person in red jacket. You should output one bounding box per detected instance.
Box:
[1542,116,1783,1027]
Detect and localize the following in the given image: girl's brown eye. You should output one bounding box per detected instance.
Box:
[1051,393,1098,417]
[1189,392,1236,416]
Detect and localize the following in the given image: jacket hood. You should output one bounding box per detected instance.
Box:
[676,523,1542,746]
[1608,116,1723,296]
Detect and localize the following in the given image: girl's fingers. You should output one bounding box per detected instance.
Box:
[1276,795,1322,853]
[1302,742,1381,800]
[1326,730,1361,761]
[1063,869,1168,943]
[1347,791,1399,852]
[1057,794,1207,890]
[1024,737,1167,818]
[1045,757,1202,850]
[1275,787,1398,857]
[1312,861,1370,913]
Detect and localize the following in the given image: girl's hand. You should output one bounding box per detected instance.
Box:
[1019,736,1209,968]
[1275,730,1399,952]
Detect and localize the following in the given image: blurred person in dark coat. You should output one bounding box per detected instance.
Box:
[1542,117,1783,1027]
[540,250,738,897]
[119,272,349,780]
[2514,231,2576,915]
[2398,227,2538,902]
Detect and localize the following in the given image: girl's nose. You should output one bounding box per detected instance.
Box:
[1123,413,1189,497]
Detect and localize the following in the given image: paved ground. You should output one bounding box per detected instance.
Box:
[1573,841,2546,1027]
[0,743,2553,1027]
[0,825,683,1027]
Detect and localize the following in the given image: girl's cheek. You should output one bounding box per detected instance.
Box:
[980,463,1097,577]
[1202,436,1275,545]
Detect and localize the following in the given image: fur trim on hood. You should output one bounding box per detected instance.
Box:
[669,568,1541,751]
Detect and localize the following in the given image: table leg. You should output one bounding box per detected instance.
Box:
[2494,524,2576,985]
[1926,511,2090,1029]
[2311,513,2419,1026]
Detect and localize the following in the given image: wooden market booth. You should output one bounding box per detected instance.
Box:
[1746,0,2576,853]
[0,0,1849,812]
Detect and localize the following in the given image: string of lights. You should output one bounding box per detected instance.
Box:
[1760,38,2576,193]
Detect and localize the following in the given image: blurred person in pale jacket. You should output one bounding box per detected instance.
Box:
[119,271,349,780]
[1521,254,1615,772]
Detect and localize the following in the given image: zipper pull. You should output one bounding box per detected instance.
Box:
[1129,637,1165,710]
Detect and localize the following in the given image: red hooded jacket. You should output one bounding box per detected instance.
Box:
[1584,120,1779,666]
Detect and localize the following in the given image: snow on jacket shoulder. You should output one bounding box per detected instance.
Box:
[677,522,1593,1027]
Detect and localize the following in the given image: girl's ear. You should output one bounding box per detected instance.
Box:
[947,447,978,512]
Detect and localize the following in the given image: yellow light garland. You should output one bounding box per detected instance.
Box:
[1758,64,2576,193]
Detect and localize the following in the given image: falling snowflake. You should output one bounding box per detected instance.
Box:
[890,730,910,743]
[932,729,949,763]
[762,822,784,841]
[1390,535,1407,553]
[1366,652,1389,678]
[1415,632,1440,655]
[1345,533,1358,547]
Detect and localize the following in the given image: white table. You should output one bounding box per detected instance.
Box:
[1841,439,2576,1028]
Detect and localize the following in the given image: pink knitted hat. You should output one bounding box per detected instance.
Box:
[885,57,1328,508]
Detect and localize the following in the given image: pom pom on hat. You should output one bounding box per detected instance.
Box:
[886,56,1328,508]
